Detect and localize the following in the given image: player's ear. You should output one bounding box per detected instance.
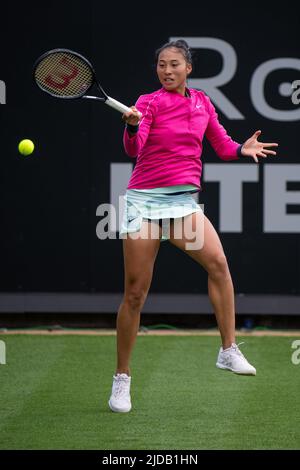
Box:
[186,64,192,76]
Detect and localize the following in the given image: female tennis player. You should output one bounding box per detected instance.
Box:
[108,39,278,413]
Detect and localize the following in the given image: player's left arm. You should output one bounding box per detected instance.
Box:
[204,95,278,162]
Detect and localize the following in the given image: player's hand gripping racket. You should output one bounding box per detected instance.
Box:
[33,48,137,115]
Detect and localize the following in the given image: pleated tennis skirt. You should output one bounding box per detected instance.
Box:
[120,189,202,241]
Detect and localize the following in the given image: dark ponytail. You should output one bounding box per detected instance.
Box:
[155,39,192,65]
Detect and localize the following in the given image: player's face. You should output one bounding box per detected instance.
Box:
[157,47,192,95]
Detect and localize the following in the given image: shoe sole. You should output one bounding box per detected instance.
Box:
[108,399,132,413]
[216,362,256,376]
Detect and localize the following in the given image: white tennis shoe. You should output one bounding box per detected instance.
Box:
[108,373,132,413]
[216,342,256,375]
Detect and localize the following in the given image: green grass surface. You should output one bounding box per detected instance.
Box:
[0,334,299,450]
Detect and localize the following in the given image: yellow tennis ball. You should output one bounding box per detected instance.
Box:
[18,139,35,156]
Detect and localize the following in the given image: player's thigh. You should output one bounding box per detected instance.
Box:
[169,213,225,270]
[123,220,161,290]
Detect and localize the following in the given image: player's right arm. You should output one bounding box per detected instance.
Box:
[122,94,155,158]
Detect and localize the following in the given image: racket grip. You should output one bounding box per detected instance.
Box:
[105,96,132,114]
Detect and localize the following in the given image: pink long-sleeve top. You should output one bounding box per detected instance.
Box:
[123,87,241,190]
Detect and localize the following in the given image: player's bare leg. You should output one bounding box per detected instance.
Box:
[169,213,235,349]
[116,221,161,376]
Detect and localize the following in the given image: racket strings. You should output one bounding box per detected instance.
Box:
[34,52,94,98]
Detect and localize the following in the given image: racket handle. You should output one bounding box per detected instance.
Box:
[105,96,132,114]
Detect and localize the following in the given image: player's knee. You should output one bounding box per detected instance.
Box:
[124,286,148,312]
[207,253,229,279]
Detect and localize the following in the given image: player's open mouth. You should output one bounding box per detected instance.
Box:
[164,78,174,83]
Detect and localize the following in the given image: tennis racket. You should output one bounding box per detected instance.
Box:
[33,48,134,115]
